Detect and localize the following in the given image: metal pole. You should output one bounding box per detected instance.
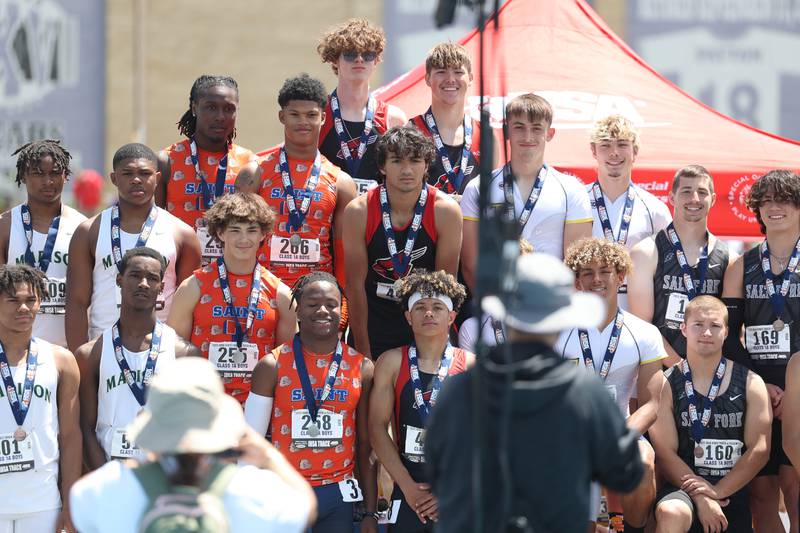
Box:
[132,0,146,143]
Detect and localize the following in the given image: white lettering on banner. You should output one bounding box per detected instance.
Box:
[727,174,760,224]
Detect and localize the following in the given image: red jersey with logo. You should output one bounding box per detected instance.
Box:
[190,263,281,403]
[255,147,341,289]
[408,115,481,195]
[270,341,364,486]
[164,140,256,229]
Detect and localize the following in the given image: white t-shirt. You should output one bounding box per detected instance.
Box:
[458,315,506,353]
[462,165,593,259]
[555,309,666,416]
[70,460,311,533]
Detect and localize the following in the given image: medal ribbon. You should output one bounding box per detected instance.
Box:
[578,309,624,380]
[20,204,61,273]
[189,139,230,211]
[0,339,38,428]
[111,320,163,406]
[424,107,472,193]
[292,334,343,424]
[330,90,375,177]
[591,182,635,245]
[680,357,726,446]
[216,258,262,349]
[502,163,546,230]
[760,238,800,321]
[279,146,321,232]
[667,224,709,301]
[379,184,428,279]
[408,342,454,424]
[111,204,158,272]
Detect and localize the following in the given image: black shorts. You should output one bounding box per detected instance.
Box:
[759,418,793,476]
[388,484,435,533]
[655,485,751,533]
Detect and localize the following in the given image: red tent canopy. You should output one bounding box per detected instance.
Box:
[374,0,800,239]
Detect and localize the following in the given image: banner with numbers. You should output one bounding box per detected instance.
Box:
[375,0,800,238]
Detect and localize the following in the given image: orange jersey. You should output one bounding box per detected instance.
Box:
[255,147,341,289]
[270,341,364,486]
[164,140,256,229]
[190,262,281,403]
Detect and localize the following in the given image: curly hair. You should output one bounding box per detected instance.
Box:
[12,139,72,187]
[204,192,275,241]
[394,269,466,312]
[177,75,239,142]
[564,237,632,277]
[589,114,640,152]
[425,42,472,75]
[278,73,327,109]
[375,126,436,171]
[746,170,800,234]
[317,18,386,75]
[0,264,48,301]
[291,271,341,307]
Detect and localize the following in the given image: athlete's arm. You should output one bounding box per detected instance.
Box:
[720,256,751,369]
[333,171,358,289]
[648,377,696,487]
[55,346,82,533]
[75,338,106,470]
[274,282,297,346]
[173,222,202,285]
[627,238,657,323]
[165,275,201,340]
[627,359,665,435]
[562,221,592,259]
[783,352,800,473]
[342,197,371,357]
[433,194,463,275]
[386,105,408,129]
[245,352,278,437]
[65,217,98,352]
[355,358,377,519]
[155,150,171,208]
[174,336,202,358]
[0,209,11,264]
[234,161,262,193]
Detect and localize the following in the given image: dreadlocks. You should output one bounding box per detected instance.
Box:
[291,271,341,307]
[0,264,49,301]
[177,75,239,142]
[12,139,72,187]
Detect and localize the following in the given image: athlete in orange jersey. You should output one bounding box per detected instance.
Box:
[246,271,377,533]
[157,75,257,263]
[168,192,296,404]
[237,74,357,292]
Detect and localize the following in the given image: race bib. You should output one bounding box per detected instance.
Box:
[40,277,66,314]
[353,178,378,196]
[338,477,364,502]
[209,342,259,378]
[110,427,144,461]
[375,282,399,301]
[269,235,320,265]
[404,425,425,456]
[745,325,791,360]
[665,293,688,327]
[694,438,743,470]
[0,433,34,474]
[196,225,223,259]
[378,500,402,525]
[290,408,343,448]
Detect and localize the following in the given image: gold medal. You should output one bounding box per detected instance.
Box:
[13,426,26,442]
[773,319,785,332]
[694,445,704,459]
[289,234,302,247]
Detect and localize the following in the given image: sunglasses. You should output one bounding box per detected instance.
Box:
[342,51,377,62]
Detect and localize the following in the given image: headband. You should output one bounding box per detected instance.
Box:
[407,291,453,311]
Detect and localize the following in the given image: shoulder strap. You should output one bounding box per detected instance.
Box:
[203,463,238,498]
[132,462,172,501]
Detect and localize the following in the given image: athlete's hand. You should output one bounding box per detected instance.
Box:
[360,516,378,533]
[237,426,277,468]
[55,509,76,533]
[765,383,784,419]
[693,495,728,533]
[401,482,438,524]
[681,474,729,504]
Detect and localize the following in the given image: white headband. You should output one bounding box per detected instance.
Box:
[407,291,453,311]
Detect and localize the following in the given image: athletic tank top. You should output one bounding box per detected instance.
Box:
[7,205,85,347]
[742,244,800,389]
[0,339,61,514]
[255,147,341,290]
[95,324,177,461]
[668,361,747,483]
[90,206,181,340]
[393,345,468,481]
[364,185,439,357]
[190,263,281,403]
[270,342,364,486]
[319,97,388,193]
[653,231,729,357]
[409,114,481,195]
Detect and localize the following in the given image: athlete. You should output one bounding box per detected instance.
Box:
[556,237,666,532]
[0,265,80,533]
[342,126,462,358]
[65,143,200,352]
[650,296,771,533]
[317,18,406,195]
[237,74,357,293]
[629,165,733,365]
[460,93,592,291]
[0,140,86,347]
[368,270,473,532]
[246,272,377,532]
[76,247,200,470]
[167,192,296,404]
[785,352,800,475]
[157,75,256,263]
[721,169,800,532]
[587,115,672,309]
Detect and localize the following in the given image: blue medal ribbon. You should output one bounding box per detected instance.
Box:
[20,204,61,273]
[578,309,624,380]
[502,163,547,230]
[680,357,726,447]
[216,258,261,349]
[279,147,321,233]
[423,107,472,193]
[110,203,158,272]
[189,139,229,211]
[111,320,163,406]
[591,181,635,245]
[292,334,343,424]
[407,342,453,425]
[666,224,709,301]
[759,238,800,323]
[379,184,428,279]
[330,90,376,177]
[0,339,38,428]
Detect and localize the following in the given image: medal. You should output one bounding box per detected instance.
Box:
[292,335,343,439]
[681,358,726,458]
[666,224,709,302]
[379,184,428,279]
[308,424,320,438]
[20,204,61,273]
[694,445,704,459]
[760,238,800,332]
[773,319,785,332]
[110,203,158,272]
[189,139,230,211]
[407,342,454,424]
[0,340,38,442]
[591,181,636,245]
[423,107,472,194]
[216,258,262,350]
[111,320,163,407]
[330,89,376,177]
[579,310,624,381]
[289,234,302,247]
[279,146,321,232]
[14,426,27,442]
[502,163,547,230]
